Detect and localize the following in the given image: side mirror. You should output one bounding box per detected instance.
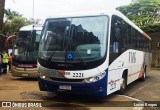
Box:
[32,30,36,37]
[65,26,69,35]
[31,30,36,42]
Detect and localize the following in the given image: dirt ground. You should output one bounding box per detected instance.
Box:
[0,70,159,110]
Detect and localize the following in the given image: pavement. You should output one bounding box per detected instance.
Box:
[0,70,159,110]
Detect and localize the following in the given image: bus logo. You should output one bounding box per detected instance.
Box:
[2,102,11,107]
[67,52,74,60]
[129,52,136,63]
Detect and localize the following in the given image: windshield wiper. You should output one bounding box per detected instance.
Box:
[47,50,56,62]
[79,57,87,66]
[73,49,87,66]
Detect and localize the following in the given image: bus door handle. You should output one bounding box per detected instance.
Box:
[118,61,124,67]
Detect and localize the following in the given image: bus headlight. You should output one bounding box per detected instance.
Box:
[85,71,106,83]
[38,72,46,79]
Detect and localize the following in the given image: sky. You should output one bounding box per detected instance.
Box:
[5,0,132,22]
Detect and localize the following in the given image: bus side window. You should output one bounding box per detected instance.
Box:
[111,23,121,53]
[109,15,123,64]
[113,24,121,53]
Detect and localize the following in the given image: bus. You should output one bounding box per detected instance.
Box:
[11,24,43,78]
[37,10,151,96]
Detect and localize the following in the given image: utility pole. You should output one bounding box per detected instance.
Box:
[32,0,35,21]
[0,0,5,30]
[158,42,160,68]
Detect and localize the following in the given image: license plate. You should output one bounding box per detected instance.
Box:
[59,85,71,90]
[22,74,28,76]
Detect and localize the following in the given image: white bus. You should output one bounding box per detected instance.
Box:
[37,10,151,96]
[11,24,43,78]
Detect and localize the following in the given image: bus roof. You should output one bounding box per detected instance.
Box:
[46,10,151,40]
[20,24,43,31]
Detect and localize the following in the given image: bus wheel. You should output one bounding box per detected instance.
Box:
[140,67,146,81]
[118,77,127,95]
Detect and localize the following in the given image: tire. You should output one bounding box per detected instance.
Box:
[118,77,127,94]
[140,67,146,81]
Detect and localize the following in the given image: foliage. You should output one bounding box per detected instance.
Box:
[3,16,31,35]
[0,34,5,51]
[0,9,41,50]
[116,0,160,33]
[4,9,22,21]
[3,9,34,35]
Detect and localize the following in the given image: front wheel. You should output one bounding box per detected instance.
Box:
[118,77,127,94]
[140,67,146,81]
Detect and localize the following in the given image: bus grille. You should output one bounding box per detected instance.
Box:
[49,77,84,82]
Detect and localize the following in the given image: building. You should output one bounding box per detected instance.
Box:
[149,32,160,68]
[0,0,5,30]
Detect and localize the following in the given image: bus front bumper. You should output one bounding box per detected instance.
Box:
[38,76,107,97]
[11,67,38,78]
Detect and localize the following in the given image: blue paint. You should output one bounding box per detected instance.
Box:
[38,69,108,97]
[67,52,74,60]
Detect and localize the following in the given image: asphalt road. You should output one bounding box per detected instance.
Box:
[0,69,159,110]
[124,69,160,101]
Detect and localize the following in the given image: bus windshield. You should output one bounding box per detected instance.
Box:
[39,16,108,68]
[13,30,41,63]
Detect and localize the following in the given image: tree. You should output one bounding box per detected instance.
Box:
[4,9,22,21]
[0,9,36,50]
[3,9,42,35]
[29,18,42,24]
[3,9,32,35]
[116,0,160,33]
